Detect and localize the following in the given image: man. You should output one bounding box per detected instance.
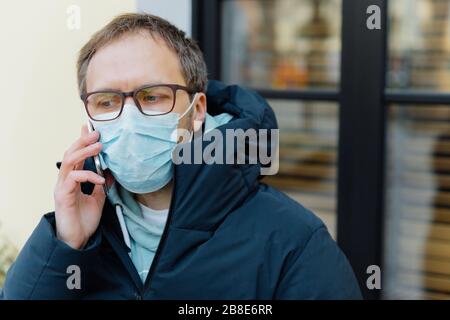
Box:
[1,13,361,299]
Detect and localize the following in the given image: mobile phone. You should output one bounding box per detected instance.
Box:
[87,120,109,195]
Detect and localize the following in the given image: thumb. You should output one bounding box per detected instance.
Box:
[92,183,106,208]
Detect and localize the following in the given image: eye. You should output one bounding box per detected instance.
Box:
[98,99,114,107]
[142,94,159,102]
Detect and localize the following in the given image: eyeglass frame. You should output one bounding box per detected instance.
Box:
[80,83,197,121]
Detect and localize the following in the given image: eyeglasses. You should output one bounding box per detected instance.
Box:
[81,84,196,121]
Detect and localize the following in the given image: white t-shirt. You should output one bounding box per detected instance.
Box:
[137,202,169,227]
[133,202,169,282]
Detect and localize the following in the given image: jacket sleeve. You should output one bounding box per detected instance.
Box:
[1,213,102,300]
[274,226,363,300]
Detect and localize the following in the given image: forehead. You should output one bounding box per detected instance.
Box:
[85,30,186,92]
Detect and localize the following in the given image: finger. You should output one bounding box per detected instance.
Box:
[64,170,105,194]
[73,125,100,172]
[73,140,103,171]
[60,131,99,176]
[81,123,89,136]
[69,125,99,153]
[68,129,100,156]
[69,141,103,173]
[60,142,103,178]
[73,160,85,172]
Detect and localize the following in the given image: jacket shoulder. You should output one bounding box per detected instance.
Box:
[246,183,327,244]
[249,184,362,299]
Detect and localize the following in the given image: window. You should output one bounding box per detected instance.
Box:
[220,0,341,237]
[384,0,450,300]
[221,0,341,89]
[194,0,450,299]
[384,104,450,299]
[388,0,450,91]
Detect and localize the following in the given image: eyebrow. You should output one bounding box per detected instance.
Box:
[91,81,167,92]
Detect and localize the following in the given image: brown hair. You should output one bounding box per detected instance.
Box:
[77,13,208,95]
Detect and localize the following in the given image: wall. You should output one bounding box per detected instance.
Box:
[0,0,136,249]
[137,0,192,36]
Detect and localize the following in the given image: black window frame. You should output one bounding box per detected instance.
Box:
[192,0,450,300]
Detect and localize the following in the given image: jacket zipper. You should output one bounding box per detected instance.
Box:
[141,166,177,295]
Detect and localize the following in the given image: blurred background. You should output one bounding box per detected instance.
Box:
[1,0,450,300]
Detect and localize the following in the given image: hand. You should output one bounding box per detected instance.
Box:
[53,124,112,249]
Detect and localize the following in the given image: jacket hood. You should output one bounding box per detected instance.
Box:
[82,80,278,232]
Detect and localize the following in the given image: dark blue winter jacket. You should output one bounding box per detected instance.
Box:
[1,80,362,299]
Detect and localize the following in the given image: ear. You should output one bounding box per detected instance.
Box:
[192,93,207,132]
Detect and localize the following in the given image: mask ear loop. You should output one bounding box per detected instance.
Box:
[184,93,201,142]
[178,92,199,120]
[171,93,199,143]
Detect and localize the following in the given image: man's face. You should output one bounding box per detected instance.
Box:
[85,30,206,134]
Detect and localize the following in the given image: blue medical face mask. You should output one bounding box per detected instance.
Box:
[92,93,198,194]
